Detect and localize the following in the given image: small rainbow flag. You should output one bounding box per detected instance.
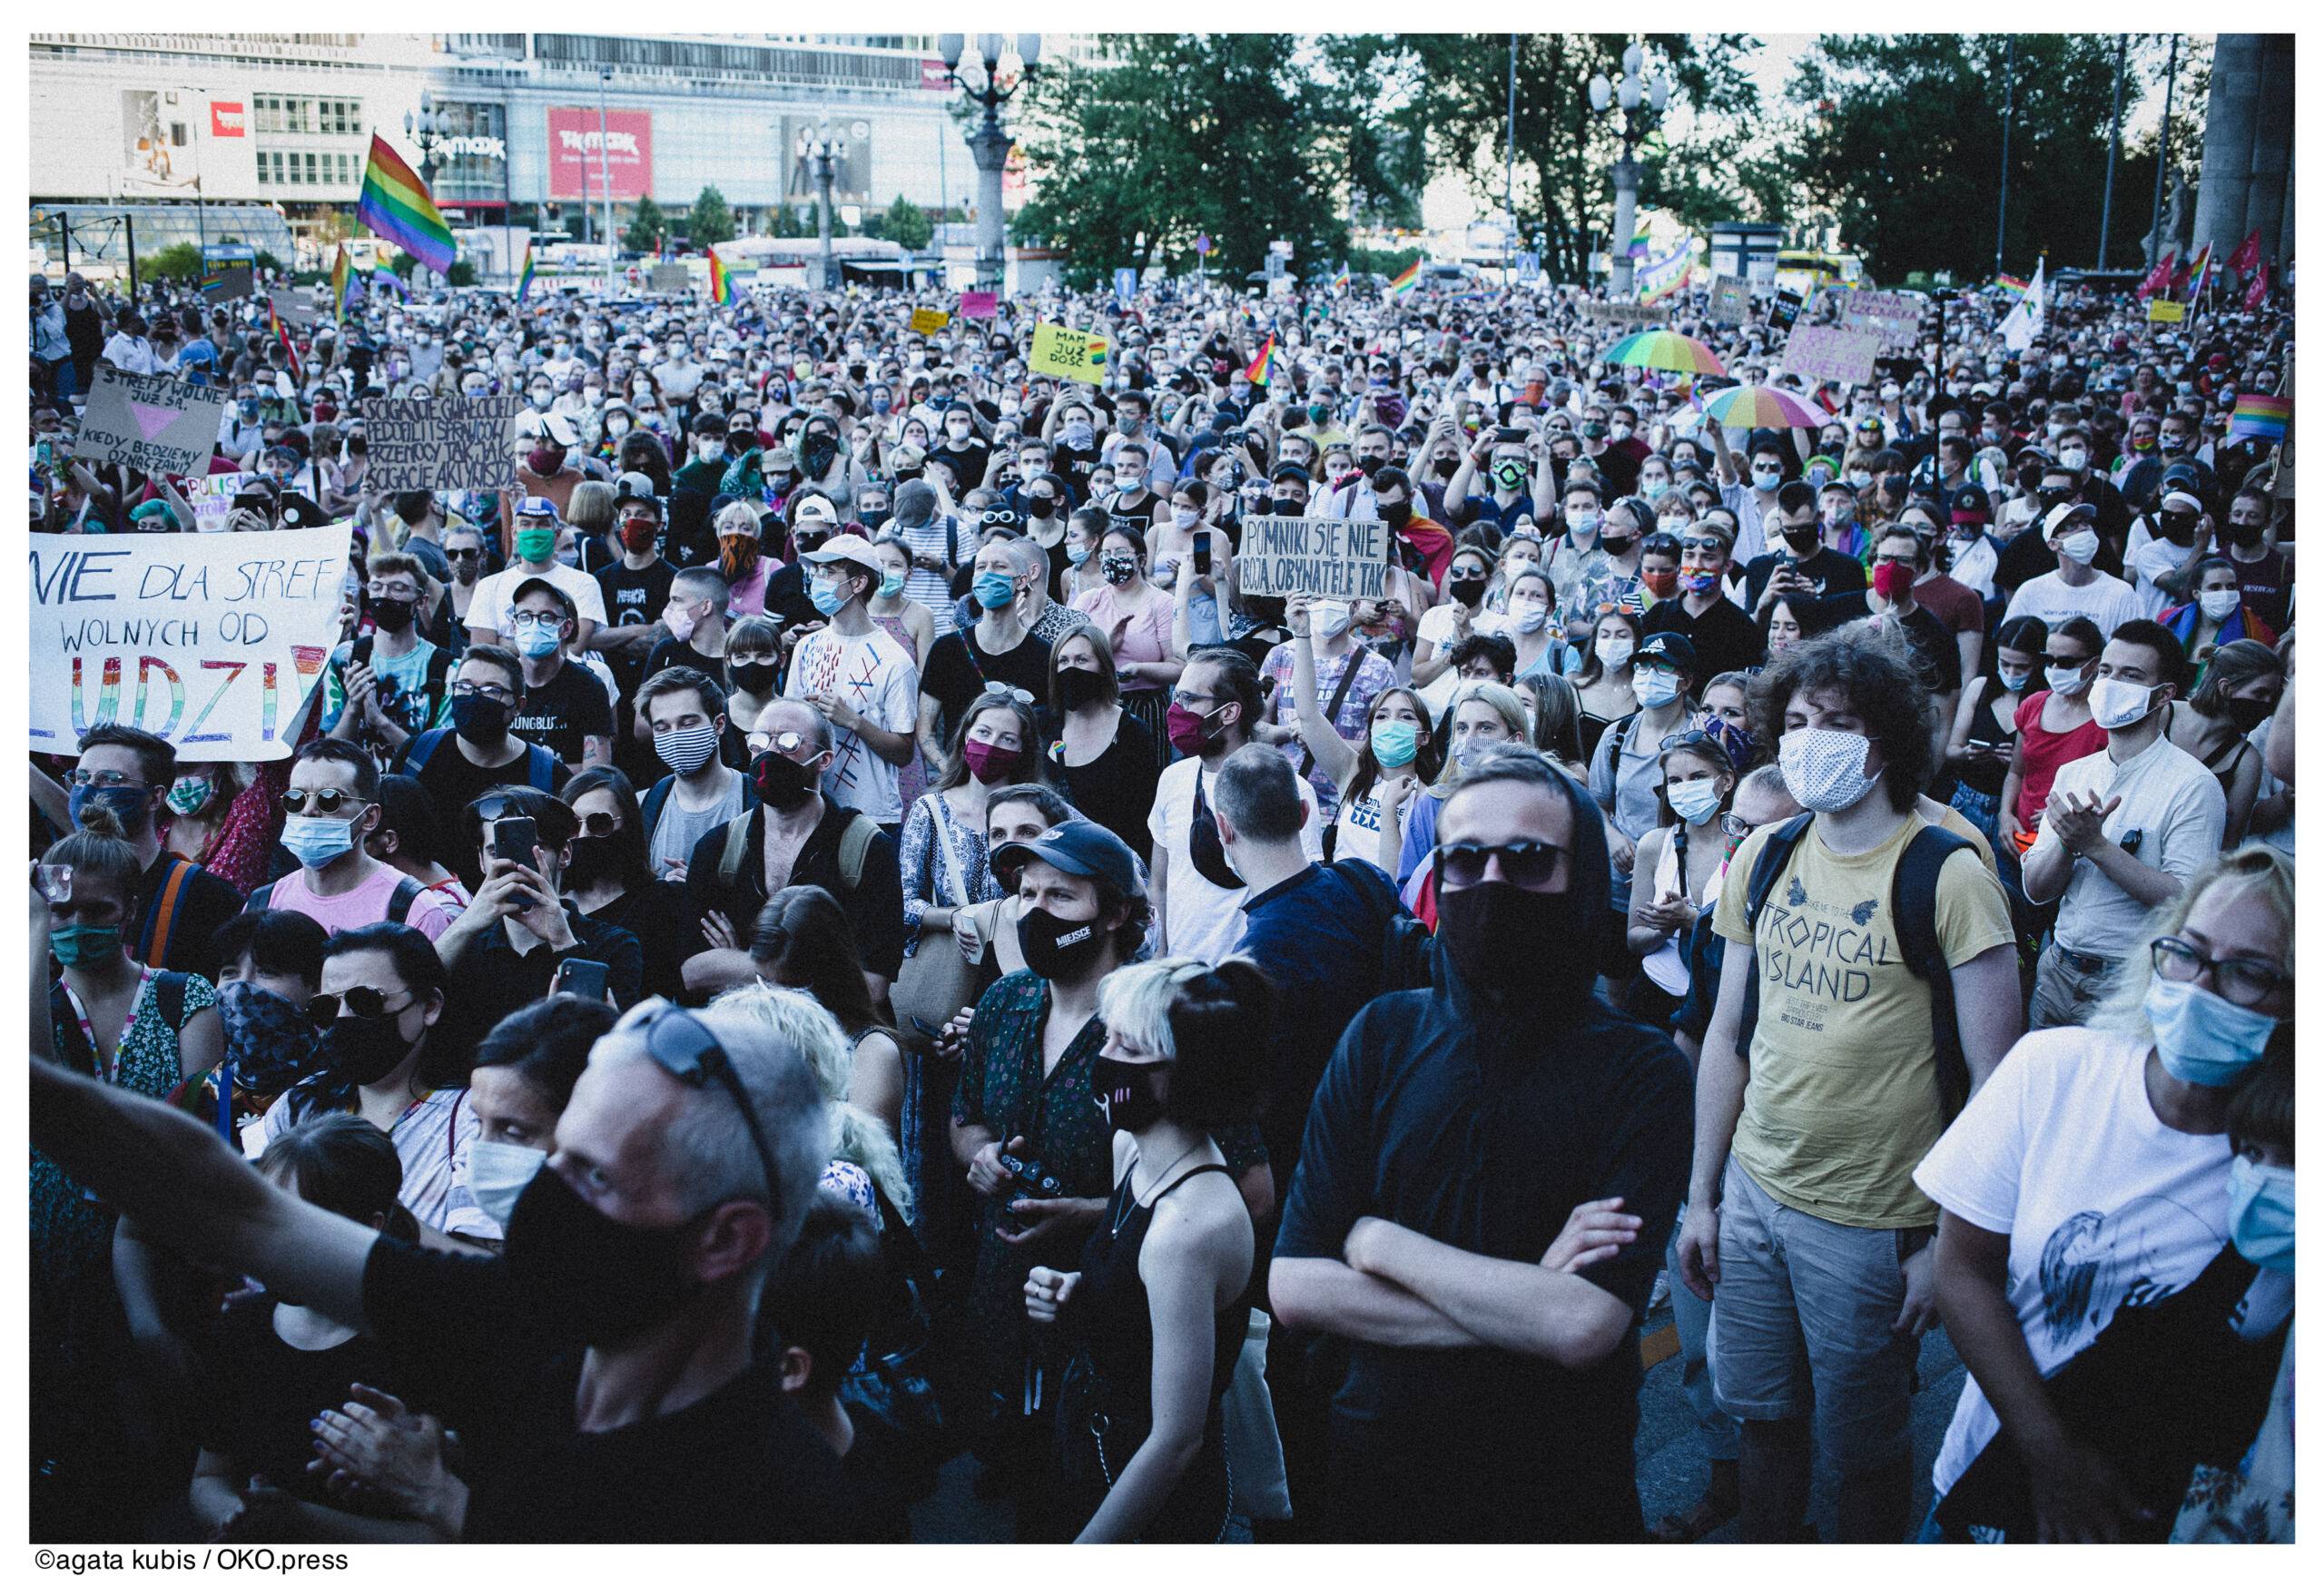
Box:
[356,133,458,277]
[1993,272,2030,299]
[1640,265,1693,306]
[1386,259,1421,296]
[707,248,733,306]
[517,241,536,302]
[2227,393,2290,445]
[1331,260,1350,292]
[2182,242,2213,302]
[268,295,300,382]
[1244,331,1277,386]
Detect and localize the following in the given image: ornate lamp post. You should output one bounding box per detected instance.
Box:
[938,33,1041,291]
[1588,43,1670,297]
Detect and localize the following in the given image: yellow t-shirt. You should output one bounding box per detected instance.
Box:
[1712,812,2014,1228]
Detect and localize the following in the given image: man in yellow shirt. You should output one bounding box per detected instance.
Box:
[1675,623,2023,1543]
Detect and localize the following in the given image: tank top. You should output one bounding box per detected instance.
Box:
[1070,1162,1249,1424]
[1639,830,1692,997]
[1960,685,2019,796]
[2012,691,2109,827]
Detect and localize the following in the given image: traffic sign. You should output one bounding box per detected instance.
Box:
[1194,234,1213,257]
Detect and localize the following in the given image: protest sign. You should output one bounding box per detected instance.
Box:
[1236,514,1391,601]
[958,291,998,319]
[1707,276,1750,325]
[1030,321,1109,384]
[649,262,693,294]
[72,368,231,478]
[1780,324,1883,388]
[1581,301,1670,327]
[29,523,352,763]
[2147,299,2187,323]
[269,290,317,328]
[1845,289,1922,321]
[190,473,244,533]
[357,395,522,491]
[909,307,951,334]
[1768,287,1807,331]
[200,262,255,302]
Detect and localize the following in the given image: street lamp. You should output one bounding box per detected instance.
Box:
[1587,42,1670,297]
[938,32,1040,291]
[802,114,846,292]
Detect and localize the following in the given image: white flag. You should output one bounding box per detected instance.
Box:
[1999,258,2046,352]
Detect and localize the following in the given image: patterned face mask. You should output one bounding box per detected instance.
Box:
[1777,726,1881,813]
[215,981,320,1099]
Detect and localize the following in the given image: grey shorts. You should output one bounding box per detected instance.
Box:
[1708,1156,1919,1470]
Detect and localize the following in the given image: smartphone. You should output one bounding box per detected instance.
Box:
[490,815,537,872]
[551,958,610,1002]
[1495,426,1528,445]
[1193,531,1213,577]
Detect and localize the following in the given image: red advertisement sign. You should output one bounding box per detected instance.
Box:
[920,58,952,91]
[210,101,246,137]
[547,106,653,201]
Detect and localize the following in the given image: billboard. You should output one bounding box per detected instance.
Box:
[547,106,654,202]
[119,90,202,197]
[210,101,246,138]
[782,116,873,203]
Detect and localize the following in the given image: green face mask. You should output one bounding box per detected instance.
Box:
[50,923,123,969]
[516,527,556,563]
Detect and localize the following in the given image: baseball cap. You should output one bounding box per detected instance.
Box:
[988,821,1146,902]
[803,534,883,574]
[614,470,659,502]
[793,494,840,527]
[1636,632,1697,674]
[2042,502,2100,541]
[533,411,578,448]
[509,577,578,624]
[516,496,560,525]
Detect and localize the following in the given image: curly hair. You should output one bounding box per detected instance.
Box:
[1747,620,1936,813]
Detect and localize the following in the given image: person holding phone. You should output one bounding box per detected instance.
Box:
[1945,617,2046,853]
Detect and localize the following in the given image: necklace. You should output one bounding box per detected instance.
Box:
[1108,1136,1208,1237]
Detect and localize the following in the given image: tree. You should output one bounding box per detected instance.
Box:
[689,186,736,249]
[622,196,667,254]
[147,242,202,281]
[881,193,933,252]
[1009,34,1350,288]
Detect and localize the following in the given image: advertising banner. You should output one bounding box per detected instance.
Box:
[547,106,654,201]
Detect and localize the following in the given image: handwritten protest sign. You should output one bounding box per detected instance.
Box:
[1236,514,1391,601]
[909,308,951,334]
[1780,324,1884,388]
[649,262,693,294]
[1707,276,1751,325]
[1581,301,1670,327]
[200,263,255,302]
[190,473,244,533]
[358,395,522,491]
[2147,299,2187,323]
[72,368,231,478]
[1030,321,1110,384]
[1845,289,1921,321]
[269,290,318,328]
[30,524,352,763]
[958,291,999,319]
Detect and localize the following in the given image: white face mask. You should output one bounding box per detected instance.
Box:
[2056,528,2102,566]
[1778,726,1881,813]
[467,1138,546,1228]
[1666,777,1723,826]
[2089,675,2160,731]
[1310,600,1352,640]
[1596,636,1633,667]
[1511,605,1549,634]
[2060,447,2089,471]
[2198,588,2241,621]
[2045,662,2094,696]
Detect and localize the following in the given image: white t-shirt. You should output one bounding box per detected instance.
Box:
[1148,755,1323,964]
[1414,602,1472,716]
[1914,1028,2234,1498]
[2032,734,2227,957]
[464,562,609,639]
[785,624,919,824]
[2004,568,2142,638]
[2125,536,2196,620]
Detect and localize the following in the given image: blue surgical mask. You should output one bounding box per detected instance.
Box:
[879,568,908,599]
[2145,976,2277,1087]
[1370,718,1420,768]
[972,571,1019,611]
[2225,1154,2294,1275]
[1999,668,2033,693]
[1067,545,1092,567]
[809,578,848,617]
[279,814,358,870]
[1634,668,1682,709]
[69,783,153,839]
[513,623,563,659]
[1667,778,1723,825]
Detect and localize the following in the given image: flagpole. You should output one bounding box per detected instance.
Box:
[2147,35,2179,270]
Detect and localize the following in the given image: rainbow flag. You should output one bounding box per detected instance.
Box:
[268,295,300,382]
[517,241,536,302]
[2227,393,2290,445]
[356,133,457,276]
[1993,272,2030,299]
[1331,260,1350,292]
[1244,331,1276,386]
[2182,242,2213,302]
[707,248,733,306]
[1386,259,1421,296]
[1640,264,1693,306]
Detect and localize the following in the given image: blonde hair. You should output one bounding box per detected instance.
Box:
[2086,846,2295,1043]
[709,980,910,1213]
[1429,681,1533,799]
[566,480,616,535]
[1096,958,1214,1062]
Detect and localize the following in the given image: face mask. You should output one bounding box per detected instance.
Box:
[450,691,511,747]
[1641,568,1678,599]
[68,780,153,839]
[215,981,320,1099]
[1565,506,1600,535]
[1066,544,1092,567]
[166,774,215,817]
[281,814,359,870]
[1310,600,1352,640]
[2088,675,2159,731]
[1449,577,1487,609]
[1436,880,1591,1007]
[1596,636,1633,667]
[1634,668,1681,709]
[1871,561,1916,604]
[49,923,123,970]
[1610,422,1634,441]
[653,720,720,777]
[1379,499,1413,529]
[515,527,556,564]
[1100,554,1137,586]
[961,740,1022,784]
[1845,468,1873,488]
[319,1009,418,1088]
[2056,529,2102,566]
[1092,1052,1168,1132]
[468,1138,547,1231]
[1018,905,1108,981]
[1370,718,1420,768]
[1492,461,1528,491]
[874,566,909,600]
[2198,589,2241,622]
[972,571,1019,611]
[502,1164,706,1347]
[1166,700,1227,758]
[2145,976,2277,1087]
[1752,468,1782,491]
[1778,726,1880,813]
[1667,778,1723,826]
[809,578,849,617]
[719,538,761,582]
[2045,663,2093,697]
[2060,447,2089,472]
[2225,1155,2295,1275]
[751,749,821,810]
[2159,432,2188,453]
[1998,667,2033,693]
[727,660,777,695]
[1678,568,1720,597]
[616,515,659,554]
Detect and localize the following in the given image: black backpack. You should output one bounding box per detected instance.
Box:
[1738,813,1981,1117]
[403,727,560,791]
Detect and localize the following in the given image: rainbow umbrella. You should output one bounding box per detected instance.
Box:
[1601,329,1728,376]
[1700,383,1824,429]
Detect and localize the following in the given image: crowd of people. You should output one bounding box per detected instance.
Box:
[26,253,2294,1544]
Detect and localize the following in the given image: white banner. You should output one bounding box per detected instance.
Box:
[30,525,351,763]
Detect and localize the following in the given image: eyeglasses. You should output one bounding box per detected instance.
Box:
[303,986,416,1027]
[280,787,367,817]
[450,681,516,703]
[366,584,419,602]
[575,810,622,839]
[1718,813,1757,841]
[621,1000,781,1202]
[510,611,566,631]
[2150,936,2289,1010]
[1434,839,1566,892]
[745,728,811,755]
[65,768,144,790]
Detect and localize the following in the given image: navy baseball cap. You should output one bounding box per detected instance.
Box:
[989,821,1146,901]
[1636,631,1697,674]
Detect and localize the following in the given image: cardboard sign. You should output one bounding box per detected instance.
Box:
[1846,289,1921,320]
[1708,276,1751,325]
[1030,321,1109,384]
[1236,513,1391,601]
[269,290,317,329]
[73,368,231,478]
[958,291,999,319]
[2147,299,2188,323]
[649,262,692,294]
[1581,301,1670,327]
[189,473,245,532]
[200,263,255,302]
[28,523,352,763]
[1768,287,1806,331]
[357,395,524,491]
[1780,324,1883,388]
[909,307,951,334]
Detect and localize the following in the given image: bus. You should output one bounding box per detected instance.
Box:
[1775,249,1866,296]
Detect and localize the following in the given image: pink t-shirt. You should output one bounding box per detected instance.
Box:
[262,861,458,941]
[1070,585,1175,690]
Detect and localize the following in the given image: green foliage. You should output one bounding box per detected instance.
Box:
[1009,34,1349,289]
[146,242,202,281]
[1349,246,1423,280]
[689,186,736,249]
[446,260,477,287]
[389,252,418,281]
[253,250,285,276]
[622,196,667,254]
[881,194,934,251]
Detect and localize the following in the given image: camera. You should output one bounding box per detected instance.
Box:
[999,1151,1067,1205]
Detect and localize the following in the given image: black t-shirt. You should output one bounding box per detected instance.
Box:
[1050,441,1099,505]
[682,800,906,981]
[934,439,991,491]
[1811,596,1964,695]
[1640,594,1768,683]
[359,1237,879,1543]
[1049,712,1159,860]
[197,1297,405,1507]
[1741,545,1868,610]
[511,662,616,766]
[595,557,676,639]
[919,626,1053,745]
[391,734,570,884]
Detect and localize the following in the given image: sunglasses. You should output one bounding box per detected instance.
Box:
[1433,839,1566,892]
[621,1000,781,1200]
[280,787,367,816]
[303,986,416,1027]
[575,810,622,839]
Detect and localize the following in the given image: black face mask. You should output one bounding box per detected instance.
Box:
[751,750,821,811]
[1379,499,1413,528]
[2227,695,2276,734]
[564,835,621,890]
[802,435,839,473]
[1449,577,1488,608]
[1017,905,1108,981]
[450,692,511,747]
[1092,1053,1168,1133]
[1436,881,1594,1009]
[2222,520,2264,549]
[1055,666,1108,712]
[1025,495,1057,519]
[319,1010,418,1088]
[726,660,778,695]
[501,1165,705,1348]
[1433,456,1462,479]
[1355,453,1385,478]
[369,596,416,634]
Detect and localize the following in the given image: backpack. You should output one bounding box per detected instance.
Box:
[714,805,880,892]
[404,726,558,791]
[133,856,202,971]
[1738,813,1980,1117]
[245,873,426,925]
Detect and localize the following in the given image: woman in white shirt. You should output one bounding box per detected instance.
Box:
[1284,595,1441,872]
